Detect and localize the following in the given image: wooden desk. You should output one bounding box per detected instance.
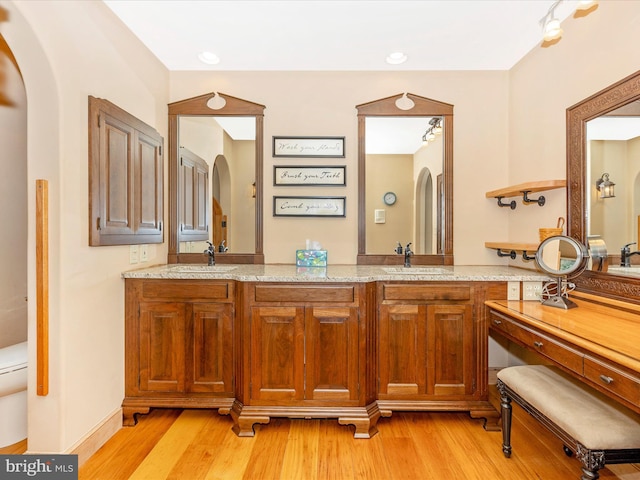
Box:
[486,292,640,414]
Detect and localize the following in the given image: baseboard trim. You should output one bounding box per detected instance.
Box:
[68,407,122,466]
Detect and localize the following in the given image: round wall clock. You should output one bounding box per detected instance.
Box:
[383,191,397,206]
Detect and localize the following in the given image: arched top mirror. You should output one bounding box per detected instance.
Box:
[535,235,588,309]
[567,69,640,300]
[356,93,453,265]
[168,92,265,264]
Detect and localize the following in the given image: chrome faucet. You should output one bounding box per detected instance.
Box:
[204,241,216,266]
[620,242,640,267]
[404,243,413,267]
[218,240,229,253]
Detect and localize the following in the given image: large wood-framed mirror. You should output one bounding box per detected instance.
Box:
[357,93,453,265]
[567,69,640,300]
[168,92,265,264]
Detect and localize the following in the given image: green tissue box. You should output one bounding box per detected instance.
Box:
[296,249,327,267]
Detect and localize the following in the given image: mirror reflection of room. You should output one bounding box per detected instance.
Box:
[587,102,640,264]
[177,116,256,255]
[365,116,444,255]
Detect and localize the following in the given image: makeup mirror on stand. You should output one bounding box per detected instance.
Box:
[535,235,589,309]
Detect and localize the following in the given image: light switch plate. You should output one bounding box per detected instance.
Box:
[140,244,148,262]
[507,281,520,300]
[374,209,386,224]
[129,245,139,264]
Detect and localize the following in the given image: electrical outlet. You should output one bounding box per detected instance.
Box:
[140,244,148,262]
[507,281,520,300]
[522,281,543,301]
[129,245,139,264]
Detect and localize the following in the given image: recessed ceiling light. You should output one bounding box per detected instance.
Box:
[386,52,408,65]
[198,51,220,65]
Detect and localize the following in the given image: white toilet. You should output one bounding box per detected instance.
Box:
[0,341,28,448]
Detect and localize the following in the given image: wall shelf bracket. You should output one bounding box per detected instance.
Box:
[496,249,517,260]
[497,196,517,209]
[522,191,545,206]
[522,251,537,261]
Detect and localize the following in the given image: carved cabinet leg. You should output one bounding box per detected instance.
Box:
[122,406,150,427]
[230,402,270,437]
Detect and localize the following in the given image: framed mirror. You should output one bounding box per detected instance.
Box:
[567,69,640,300]
[356,93,453,265]
[168,92,265,264]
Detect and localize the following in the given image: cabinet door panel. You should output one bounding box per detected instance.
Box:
[135,130,163,236]
[139,302,185,392]
[188,303,233,394]
[427,304,473,396]
[251,306,304,401]
[379,304,427,396]
[305,307,359,401]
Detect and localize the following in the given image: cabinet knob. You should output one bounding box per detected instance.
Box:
[533,341,543,348]
[599,374,614,385]
[493,319,502,325]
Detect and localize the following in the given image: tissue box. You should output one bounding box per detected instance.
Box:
[296,249,327,267]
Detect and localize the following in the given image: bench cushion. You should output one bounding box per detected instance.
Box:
[497,365,640,450]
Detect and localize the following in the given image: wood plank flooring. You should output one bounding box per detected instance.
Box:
[4,389,638,479]
[76,393,640,480]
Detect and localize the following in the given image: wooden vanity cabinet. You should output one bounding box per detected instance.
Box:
[377,282,504,430]
[123,279,234,425]
[232,282,380,438]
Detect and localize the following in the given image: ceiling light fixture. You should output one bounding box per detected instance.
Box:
[421,117,443,144]
[198,51,220,65]
[386,52,408,65]
[540,1,563,42]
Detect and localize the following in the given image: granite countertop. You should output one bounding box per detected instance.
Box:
[122,264,549,283]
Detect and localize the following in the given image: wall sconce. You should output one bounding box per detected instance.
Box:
[595,173,615,198]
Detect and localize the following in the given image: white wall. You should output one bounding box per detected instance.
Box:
[1,0,169,453]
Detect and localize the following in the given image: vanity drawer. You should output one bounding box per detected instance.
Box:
[382,284,471,302]
[489,311,584,375]
[254,284,355,303]
[584,356,640,406]
[140,280,232,301]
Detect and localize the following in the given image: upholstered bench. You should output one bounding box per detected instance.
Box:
[496,365,640,480]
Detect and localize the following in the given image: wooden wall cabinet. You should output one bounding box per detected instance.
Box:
[123,279,234,425]
[88,96,163,246]
[377,282,504,430]
[232,283,380,438]
[178,147,209,242]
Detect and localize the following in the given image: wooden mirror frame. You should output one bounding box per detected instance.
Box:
[356,93,454,265]
[567,70,640,301]
[168,92,265,264]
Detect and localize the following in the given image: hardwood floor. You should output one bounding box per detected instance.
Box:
[4,390,638,479]
[76,393,640,480]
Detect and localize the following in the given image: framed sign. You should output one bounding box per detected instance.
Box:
[274,165,346,186]
[273,196,346,217]
[273,136,345,158]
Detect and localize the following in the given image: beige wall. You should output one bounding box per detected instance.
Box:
[170,70,510,264]
[507,1,640,266]
[2,0,640,457]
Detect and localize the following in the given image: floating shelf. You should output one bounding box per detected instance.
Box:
[485,242,540,261]
[486,180,566,209]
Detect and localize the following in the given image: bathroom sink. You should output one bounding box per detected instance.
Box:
[381,267,449,275]
[169,265,237,273]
